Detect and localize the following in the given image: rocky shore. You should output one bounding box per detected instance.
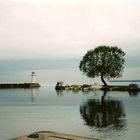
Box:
[55,82,140,92]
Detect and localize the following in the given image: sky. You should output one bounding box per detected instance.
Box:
[0,0,140,60]
[0,0,140,83]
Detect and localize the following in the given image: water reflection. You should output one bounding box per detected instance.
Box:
[80,91,126,130]
[128,91,139,97]
[31,88,38,102]
[56,90,64,96]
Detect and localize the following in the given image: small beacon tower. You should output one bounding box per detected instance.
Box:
[31,72,36,83]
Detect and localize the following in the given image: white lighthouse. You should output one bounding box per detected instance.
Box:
[31,72,36,83]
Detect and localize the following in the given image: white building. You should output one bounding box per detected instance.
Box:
[31,72,36,83]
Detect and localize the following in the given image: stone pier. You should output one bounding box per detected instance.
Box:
[0,83,40,88]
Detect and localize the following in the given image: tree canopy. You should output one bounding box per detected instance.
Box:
[79,46,125,86]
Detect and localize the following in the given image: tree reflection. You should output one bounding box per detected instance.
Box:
[80,91,126,130]
[129,91,139,97]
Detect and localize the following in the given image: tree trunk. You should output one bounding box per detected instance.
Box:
[101,74,107,86]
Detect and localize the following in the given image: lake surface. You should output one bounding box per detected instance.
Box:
[0,86,140,140]
[0,60,140,139]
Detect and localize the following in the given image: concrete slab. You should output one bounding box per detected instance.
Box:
[9,131,100,140]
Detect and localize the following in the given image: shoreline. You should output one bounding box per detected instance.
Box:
[55,83,140,92]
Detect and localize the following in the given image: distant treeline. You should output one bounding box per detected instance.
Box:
[110,80,140,82]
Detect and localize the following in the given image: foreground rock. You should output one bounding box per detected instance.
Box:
[9,131,99,140]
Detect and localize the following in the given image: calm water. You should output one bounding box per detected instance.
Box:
[0,60,140,139]
[0,86,140,140]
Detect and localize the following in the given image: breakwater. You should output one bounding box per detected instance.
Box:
[0,83,40,88]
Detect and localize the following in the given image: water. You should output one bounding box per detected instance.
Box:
[0,86,140,140]
[0,59,140,139]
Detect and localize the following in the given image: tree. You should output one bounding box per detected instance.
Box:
[79,46,125,86]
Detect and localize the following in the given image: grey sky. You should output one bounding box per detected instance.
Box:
[0,0,140,59]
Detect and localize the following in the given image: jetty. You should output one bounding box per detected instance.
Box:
[9,131,99,140]
[0,83,40,88]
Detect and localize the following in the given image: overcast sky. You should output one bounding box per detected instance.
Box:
[0,0,140,60]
